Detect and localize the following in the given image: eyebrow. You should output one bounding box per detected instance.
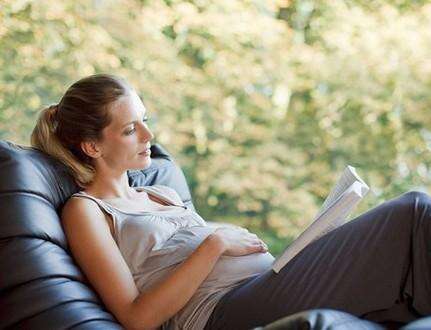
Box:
[121,114,148,129]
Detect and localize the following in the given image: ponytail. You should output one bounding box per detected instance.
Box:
[30,73,131,188]
[30,104,95,188]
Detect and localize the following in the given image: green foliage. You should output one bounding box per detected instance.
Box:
[2,0,431,257]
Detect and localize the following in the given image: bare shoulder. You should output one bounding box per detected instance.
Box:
[60,196,142,329]
[62,195,104,221]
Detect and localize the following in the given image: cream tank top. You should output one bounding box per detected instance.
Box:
[71,185,275,330]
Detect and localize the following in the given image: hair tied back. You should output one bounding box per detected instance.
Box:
[47,103,59,132]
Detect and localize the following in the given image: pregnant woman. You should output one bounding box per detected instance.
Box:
[31,73,431,330]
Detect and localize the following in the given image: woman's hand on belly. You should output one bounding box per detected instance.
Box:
[211,227,268,257]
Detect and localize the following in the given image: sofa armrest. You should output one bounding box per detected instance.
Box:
[401,316,431,329]
[253,309,384,330]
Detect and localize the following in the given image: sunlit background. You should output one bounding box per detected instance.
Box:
[2,0,431,256]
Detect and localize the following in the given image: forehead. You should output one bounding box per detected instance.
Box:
[109,91,146,127]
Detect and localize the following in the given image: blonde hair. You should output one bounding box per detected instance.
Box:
[31,73,131,188]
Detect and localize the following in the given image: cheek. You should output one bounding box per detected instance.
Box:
[121,137,140,157]
[106,137,136,157]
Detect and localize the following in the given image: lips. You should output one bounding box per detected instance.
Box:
[138,148,151,155]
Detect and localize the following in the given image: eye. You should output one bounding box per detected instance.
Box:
[124,116,149,135]
[125,128,136,135]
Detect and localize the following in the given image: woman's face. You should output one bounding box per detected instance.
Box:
[95,89,154,172]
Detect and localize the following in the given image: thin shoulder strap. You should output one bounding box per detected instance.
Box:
[71,192,119,217]
[138,185,186,208]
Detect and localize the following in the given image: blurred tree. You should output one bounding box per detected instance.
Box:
[1,0,431,256]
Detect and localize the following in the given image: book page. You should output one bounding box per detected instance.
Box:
[272,166,369,273]
[314,166,367,220]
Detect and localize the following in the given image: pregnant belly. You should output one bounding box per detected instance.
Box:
[135,225,275,291]
[165,226,275,285]
[203,251,275,289]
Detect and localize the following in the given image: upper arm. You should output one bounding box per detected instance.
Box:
[61,197,141,329]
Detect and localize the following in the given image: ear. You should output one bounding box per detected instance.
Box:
[80,140,103,159]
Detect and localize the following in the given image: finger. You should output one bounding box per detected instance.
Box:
[252,241,268,250]
[252,237,265,244]
[257,240,268,249]
[254,244,268,253]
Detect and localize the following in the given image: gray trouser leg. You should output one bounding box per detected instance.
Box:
[204,191,431,330]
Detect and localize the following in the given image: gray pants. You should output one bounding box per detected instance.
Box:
[204,191,431,329]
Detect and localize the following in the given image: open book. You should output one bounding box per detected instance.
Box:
[272,165,370,273]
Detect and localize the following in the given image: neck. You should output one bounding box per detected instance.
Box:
[85,170,136,200]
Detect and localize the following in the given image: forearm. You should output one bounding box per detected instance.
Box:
[128,234,225,329]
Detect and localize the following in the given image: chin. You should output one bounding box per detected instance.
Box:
[140,158,152,169]
[129,159,152,171]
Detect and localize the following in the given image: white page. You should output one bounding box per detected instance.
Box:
[272,166,369,273]
[315,166,367,220]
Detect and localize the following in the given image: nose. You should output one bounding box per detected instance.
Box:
[139,124,154,142]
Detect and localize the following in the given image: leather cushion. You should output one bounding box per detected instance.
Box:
[0,140,194,329]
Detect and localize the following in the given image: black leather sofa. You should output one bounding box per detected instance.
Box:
[1,140,430,329]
